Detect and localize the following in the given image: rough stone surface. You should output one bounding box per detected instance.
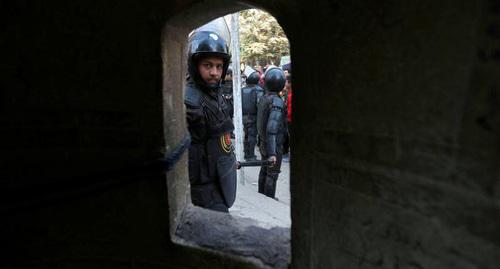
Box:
[176,206,290,269]
[230,150,291,229]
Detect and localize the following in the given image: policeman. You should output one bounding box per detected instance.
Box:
[184,26,237,213]
[256,66,287,199]
[241,71,264,161]
[221,67,234,119]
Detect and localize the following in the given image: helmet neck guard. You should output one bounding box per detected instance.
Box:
[246,71,260,85]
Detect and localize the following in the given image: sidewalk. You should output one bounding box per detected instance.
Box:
[229,153,291,229]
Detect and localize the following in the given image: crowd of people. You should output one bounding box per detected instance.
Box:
[183,20,292,213]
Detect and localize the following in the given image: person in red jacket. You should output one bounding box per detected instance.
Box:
[286,75,292,124]
[282,73,292,162]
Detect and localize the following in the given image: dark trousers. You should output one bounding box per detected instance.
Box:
[191,182,228,213]
[243,115,257,160]
[258,148,283,199]
[283,122,291,155]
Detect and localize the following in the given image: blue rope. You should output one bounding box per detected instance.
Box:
[2,134,192,212]
[161,133,191,172]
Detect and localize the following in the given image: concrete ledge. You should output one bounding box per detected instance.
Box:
[175,205,291,269]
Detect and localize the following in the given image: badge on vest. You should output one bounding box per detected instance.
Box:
[220,133,232,153]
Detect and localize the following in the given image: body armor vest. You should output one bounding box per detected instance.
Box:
[242,85,264,115]
[184,79,237,207]
[257,92,286,156]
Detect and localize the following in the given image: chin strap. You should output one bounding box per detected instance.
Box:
[201,80,222,92]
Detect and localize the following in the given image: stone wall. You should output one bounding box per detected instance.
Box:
[291,1,500,268]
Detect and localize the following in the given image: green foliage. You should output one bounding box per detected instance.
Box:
[239,9,289,67]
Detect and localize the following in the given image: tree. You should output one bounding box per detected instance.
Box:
[239,9,289,67]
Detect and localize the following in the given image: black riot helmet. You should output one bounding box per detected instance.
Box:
[263,66,286,92]
[187,30,231,90]
[246,71,260,85]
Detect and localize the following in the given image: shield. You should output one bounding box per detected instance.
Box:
[216,154,237,207]
[205,133,237,208]
[191,17,231,49]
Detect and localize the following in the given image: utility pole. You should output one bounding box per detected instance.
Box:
[230,12,245,185]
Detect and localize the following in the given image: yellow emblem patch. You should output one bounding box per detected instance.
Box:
[220,133,231,153]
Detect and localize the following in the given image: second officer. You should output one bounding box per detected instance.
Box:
[256,66,287,199]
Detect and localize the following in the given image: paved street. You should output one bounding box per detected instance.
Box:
[229,150,291,228]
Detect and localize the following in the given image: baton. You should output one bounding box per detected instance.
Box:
[236,160,271,169]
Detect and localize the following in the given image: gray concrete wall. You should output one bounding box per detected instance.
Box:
[1,1,257,268]
[2,0,500,268]
[290,1,500,268]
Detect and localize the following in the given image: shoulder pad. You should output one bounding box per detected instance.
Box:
[272,96,284,108]
[242,86,252,94]
[184,84,202,107]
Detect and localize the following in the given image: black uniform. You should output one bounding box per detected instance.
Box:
[241,83,264,160]
[185,78,236,212]
[257,67,286,198]
[184,28,236,212]
[221,80,234,119]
